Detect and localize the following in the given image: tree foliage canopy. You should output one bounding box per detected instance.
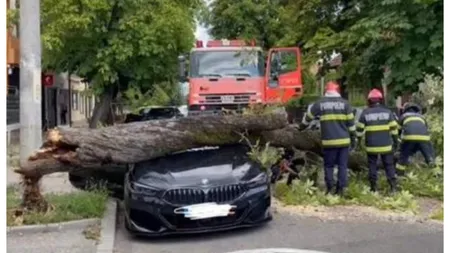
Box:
[202,0,443,94]
[40,0,201,94]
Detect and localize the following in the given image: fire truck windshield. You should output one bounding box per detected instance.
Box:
[189,50,264,78]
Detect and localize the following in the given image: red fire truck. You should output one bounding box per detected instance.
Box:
[178,39,303,115]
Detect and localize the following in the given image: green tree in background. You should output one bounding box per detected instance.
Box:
[203,0,443,96]
[201,0,286,50]
[39,0,201,127]
[279,0,443,94]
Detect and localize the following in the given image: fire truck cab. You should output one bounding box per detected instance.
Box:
[178,39,303,115]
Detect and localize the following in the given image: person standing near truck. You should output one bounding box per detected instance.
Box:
[355,89,399,194]
[298,81,356,196]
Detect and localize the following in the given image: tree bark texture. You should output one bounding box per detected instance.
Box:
[16,113,289,177]
[15,111,384,178]
[89,85,118,129]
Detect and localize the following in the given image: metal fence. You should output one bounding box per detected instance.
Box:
[7,94,19,125]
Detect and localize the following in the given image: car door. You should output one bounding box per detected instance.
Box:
[264,47,303,104]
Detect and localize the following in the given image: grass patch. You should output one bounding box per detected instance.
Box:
[7,187,109,226]
[429,206,443,221]
[275,178,418,213]
[274,156,443,214]
[398,163,443,201]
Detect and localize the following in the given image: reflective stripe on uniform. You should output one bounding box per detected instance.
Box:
[388,120,398,128]
[365,124,390,132]
[356,131,364,137]
[320,113,354,121]
[403,116,425,125]
[348,125,356,132]
[356,122,365,129]
[402,135,430,141]
[365,145,392,153]
[390,130,398,135]
[322,138,350,146]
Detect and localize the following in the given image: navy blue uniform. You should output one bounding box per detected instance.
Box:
[397,112,435,170]
[303,95,355,193]
[356,105,398,190]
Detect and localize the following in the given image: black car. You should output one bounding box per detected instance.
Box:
[124,106,184,123]
[123,144,272,236]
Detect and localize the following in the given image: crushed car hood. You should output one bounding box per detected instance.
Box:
[131,145,262,188]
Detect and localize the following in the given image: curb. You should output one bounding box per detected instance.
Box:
[225,249,331,253]
[7,218,100,236]
[96,198,118,253]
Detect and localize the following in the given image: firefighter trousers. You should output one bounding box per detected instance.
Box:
[323,147,349,191]
[367,153,396,187]
[398,141,435,166]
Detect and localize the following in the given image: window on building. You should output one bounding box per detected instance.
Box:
[80,93,84,113]
[72,91,78,110]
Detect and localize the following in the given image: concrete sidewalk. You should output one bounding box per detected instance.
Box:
[6,142,102,253]
[7,227,97,253]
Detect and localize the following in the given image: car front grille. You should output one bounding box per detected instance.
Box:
[163,209,245,229]
[163,185,246,205]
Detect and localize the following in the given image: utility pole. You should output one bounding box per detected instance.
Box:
[19,0,42,165]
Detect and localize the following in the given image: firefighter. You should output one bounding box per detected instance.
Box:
[396,102,435,174]
[356,89,398,193]
[298,81,356,195]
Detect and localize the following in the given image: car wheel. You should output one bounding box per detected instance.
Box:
[124,214,135,234]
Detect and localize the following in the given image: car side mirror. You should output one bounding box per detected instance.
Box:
[271,71,279,81]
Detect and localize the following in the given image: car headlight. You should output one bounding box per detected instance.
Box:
[246,172,269,188]
[130,182,160,196]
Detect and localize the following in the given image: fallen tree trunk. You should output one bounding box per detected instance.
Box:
[261,125,397,172]
[16,111,385,179]
[16,113,289,177]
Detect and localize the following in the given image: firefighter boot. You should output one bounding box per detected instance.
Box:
[369,181,377,193]
[389,180,398,196]
[334,182,344,197]
[325,186,333,195]
[334,187,344,197]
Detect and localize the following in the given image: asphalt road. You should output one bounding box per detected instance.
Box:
[113,204,443,253]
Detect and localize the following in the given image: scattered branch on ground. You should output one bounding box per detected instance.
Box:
[398,158,443,201]
[275,155,443,213]
[275,174,419,213]
[83,222,102,243]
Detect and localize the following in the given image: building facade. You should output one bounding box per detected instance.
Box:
[6,0,94,132]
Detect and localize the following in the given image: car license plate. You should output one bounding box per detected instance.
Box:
[221,95,234,103]
[174,202,236,220]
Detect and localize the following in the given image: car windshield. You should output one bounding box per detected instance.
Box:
[133,145,254,178]
[189,50,265,78]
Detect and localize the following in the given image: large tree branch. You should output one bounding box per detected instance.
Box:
[16,113,289,177]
